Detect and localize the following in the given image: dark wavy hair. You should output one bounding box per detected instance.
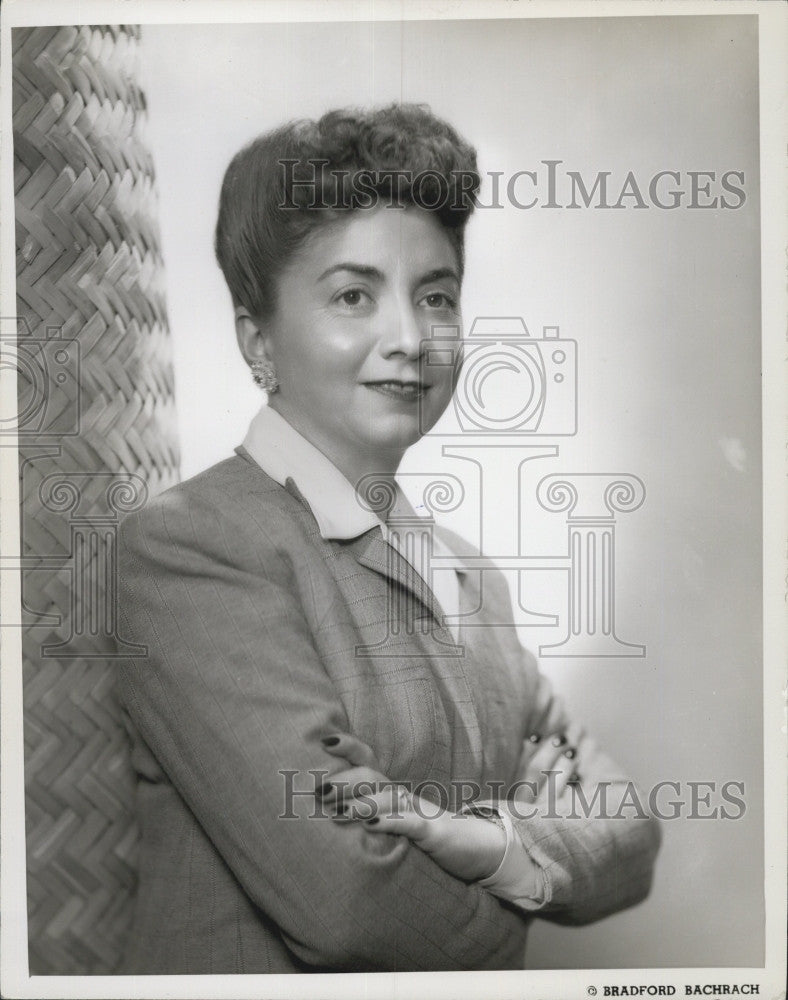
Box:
[215,104,480,319]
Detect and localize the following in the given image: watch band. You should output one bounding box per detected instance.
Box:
[463,802,506,831]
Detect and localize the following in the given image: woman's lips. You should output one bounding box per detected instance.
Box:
[363,380,428,401]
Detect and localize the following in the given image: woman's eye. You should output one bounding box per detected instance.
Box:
[336,288,367,307]
[422,292,456,310]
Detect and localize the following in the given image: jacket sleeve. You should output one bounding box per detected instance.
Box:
[506,652,662,926]
[115,488,527,972]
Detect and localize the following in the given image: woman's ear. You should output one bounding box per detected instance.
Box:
[234,307,272,366]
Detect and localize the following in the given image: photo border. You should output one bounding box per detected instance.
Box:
[1,2,785,998]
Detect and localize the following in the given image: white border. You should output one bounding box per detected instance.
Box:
[1,2,785,998]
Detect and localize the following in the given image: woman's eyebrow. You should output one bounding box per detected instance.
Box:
[417,267,460,286]
[317,262,383,282]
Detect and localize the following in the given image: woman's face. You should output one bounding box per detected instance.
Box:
[253,205,461,481]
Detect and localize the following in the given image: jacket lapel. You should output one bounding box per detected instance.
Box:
[347,526,458,641]
[252,466,485,782]
[245,469,461,657]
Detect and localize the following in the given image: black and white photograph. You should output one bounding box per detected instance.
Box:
[0,2,785,998]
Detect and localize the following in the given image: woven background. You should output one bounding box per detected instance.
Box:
[13,24,180,973]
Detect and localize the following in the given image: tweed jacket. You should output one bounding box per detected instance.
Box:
[116,450,660,974]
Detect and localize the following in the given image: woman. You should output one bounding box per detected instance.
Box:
[116,104,660,974]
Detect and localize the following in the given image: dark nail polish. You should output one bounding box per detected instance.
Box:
[552,734,568,747]
[528,733,541,744]
[564,747,576,760]
[315,781,332,797]
[322,736,340,747]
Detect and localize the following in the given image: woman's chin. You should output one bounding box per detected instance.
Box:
[358,399,447,450]
[358,418,427,457]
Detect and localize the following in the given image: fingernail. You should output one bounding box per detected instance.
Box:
[365,817,380,825]
[551,734,568,747]
[315,781,332,797]
[528,733,541,744]
[322,736,340,747]
[563,747,576,760]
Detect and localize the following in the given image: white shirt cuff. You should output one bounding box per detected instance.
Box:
[462,801,548,911]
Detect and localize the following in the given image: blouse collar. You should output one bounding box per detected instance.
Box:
[241,403,388,540]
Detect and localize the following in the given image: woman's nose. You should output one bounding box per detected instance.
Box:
[379,302,425,360]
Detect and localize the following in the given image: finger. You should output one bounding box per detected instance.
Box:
[511,740,564,803]
[334,787,414,823]
[316,766,389,805]
[551,758,574,800]
[535,751,578,804]
[523,721,584,760]
[518,730,545,766]
[321,732,380,769]
[361,805,427,840]
[524,736,576,787]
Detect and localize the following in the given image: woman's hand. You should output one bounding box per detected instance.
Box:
[364,800,508,882]
[321,733,507,882]
[510,729,582,813]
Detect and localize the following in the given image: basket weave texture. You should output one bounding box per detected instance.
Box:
[13,24,180,973]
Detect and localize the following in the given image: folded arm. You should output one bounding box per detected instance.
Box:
[324,704,661,926]
[295,561,660,928]
[504,660,662,925]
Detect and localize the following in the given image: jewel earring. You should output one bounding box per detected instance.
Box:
[251,360,279,393]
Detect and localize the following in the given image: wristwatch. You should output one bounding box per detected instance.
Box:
[463,802,506,831]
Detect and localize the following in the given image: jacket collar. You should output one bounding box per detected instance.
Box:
[238,403,464,636]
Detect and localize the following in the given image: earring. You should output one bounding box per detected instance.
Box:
[251,360,279,393]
